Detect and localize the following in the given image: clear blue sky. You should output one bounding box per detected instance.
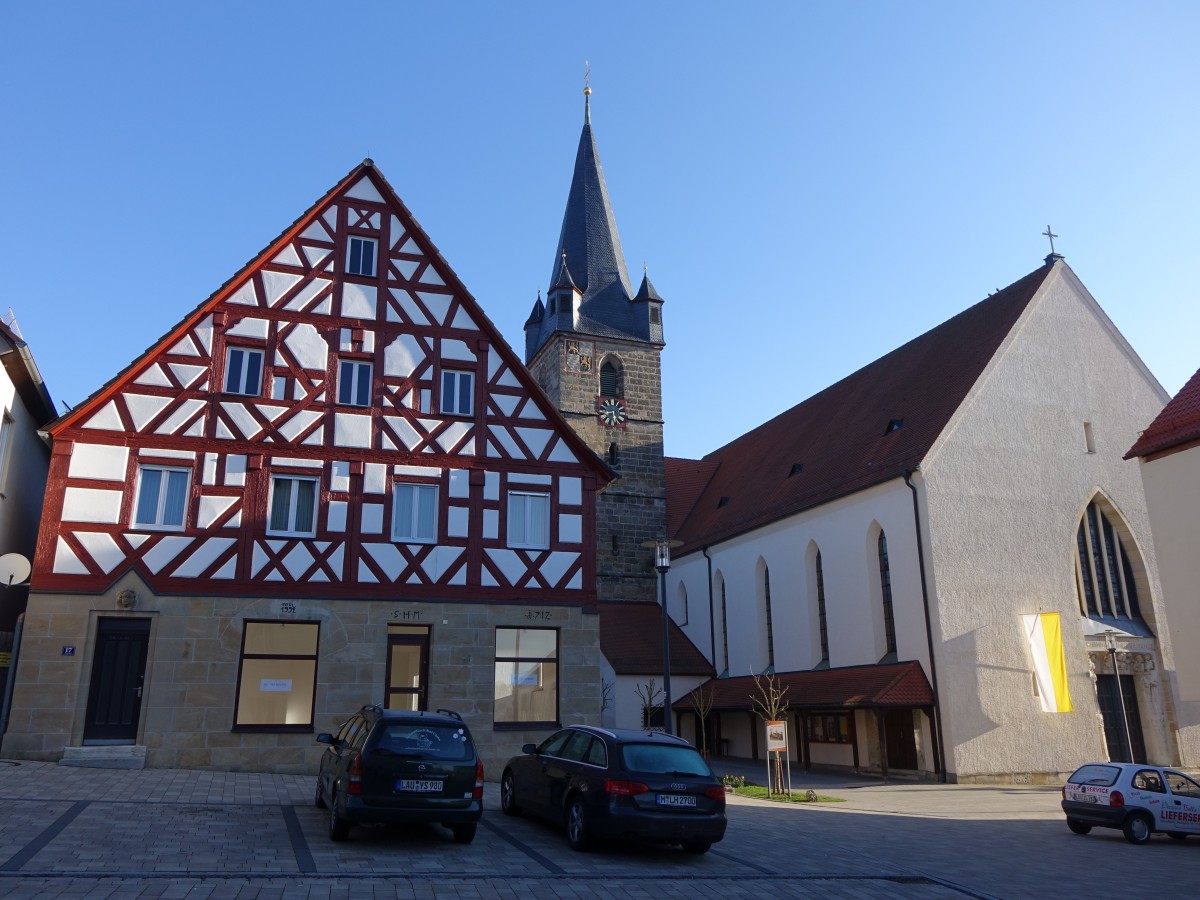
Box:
[3,2,1196,459]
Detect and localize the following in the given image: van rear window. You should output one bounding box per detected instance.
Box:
[1068,764,1120,787]
[373,723,473,760]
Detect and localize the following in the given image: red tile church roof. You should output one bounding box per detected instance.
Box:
[598,602,715,676]
[673,661,934,712]
[1126,366,1200,459]
[665,263,1057,552]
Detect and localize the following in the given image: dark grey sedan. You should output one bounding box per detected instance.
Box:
[500,725,727,853]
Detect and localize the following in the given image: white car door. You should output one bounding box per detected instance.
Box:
[1162,771,1200,834]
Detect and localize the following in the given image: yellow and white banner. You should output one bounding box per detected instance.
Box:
[1023,612,1073,712]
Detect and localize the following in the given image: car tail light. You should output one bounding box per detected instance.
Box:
[1110,790,1124,808]
[705,785,727,805]
[474,760,485,800]
[1061,786,1066,801]
[347,752,363,796]
[605,779,649,796]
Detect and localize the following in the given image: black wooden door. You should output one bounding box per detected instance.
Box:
[1096,673,1146,763]
[84,618,150,743]
[884,708,919,770]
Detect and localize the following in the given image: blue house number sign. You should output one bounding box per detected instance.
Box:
[62,646,76,656]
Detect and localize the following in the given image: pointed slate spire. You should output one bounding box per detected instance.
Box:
[633,269,664,304]
[548,92,633,308]
[526,88,654,363]
[525,290,545,326]
[552,251,579,292]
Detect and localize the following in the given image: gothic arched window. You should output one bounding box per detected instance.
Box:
[815,549,829,666]
[763,564,775,671]
[878,530,897,656]
[1075,500,1144,623]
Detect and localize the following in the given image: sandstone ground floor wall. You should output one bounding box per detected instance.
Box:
[0,572,602,776]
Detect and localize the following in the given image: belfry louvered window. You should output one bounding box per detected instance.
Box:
[1075,501,1143,622]
[600,361,620,398]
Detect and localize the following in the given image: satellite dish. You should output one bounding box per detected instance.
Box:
[0,553,31,587]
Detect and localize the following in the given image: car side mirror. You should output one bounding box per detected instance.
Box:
[316,732,337,745]
[522,743,538,754]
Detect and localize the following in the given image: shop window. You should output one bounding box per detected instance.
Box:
[494,627,558,726]
[233,620,319,730]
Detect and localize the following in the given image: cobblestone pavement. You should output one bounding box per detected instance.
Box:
[0,759,1198,898]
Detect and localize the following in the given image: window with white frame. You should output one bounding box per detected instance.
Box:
[507,490,549,549]
[441,369,474,416]
[392,483,438,543]
[224,347,264,396]
[338,359,373,406]
[347,236,376,277]
[134,465,191,529]
[268,475,318,536]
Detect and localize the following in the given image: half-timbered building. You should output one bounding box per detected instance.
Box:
[1,161,611,773]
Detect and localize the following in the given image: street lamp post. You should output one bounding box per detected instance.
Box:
[642,538,682,735]
[1104,630,1135,763]
[654,540,673,735]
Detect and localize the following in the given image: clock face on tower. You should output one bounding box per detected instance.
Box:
[596,396,627,428]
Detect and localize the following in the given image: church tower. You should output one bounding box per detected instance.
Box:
[525,85,666,604]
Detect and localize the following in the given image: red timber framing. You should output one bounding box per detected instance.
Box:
[34,161,612,604]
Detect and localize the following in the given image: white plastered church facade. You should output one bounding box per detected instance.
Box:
[659,258,1191,783]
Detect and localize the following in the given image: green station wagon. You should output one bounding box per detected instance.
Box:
[315,705,483,843]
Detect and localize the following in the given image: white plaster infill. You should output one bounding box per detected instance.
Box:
[60,745,147,770]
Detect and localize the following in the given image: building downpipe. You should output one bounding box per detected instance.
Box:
[904,469,948,783]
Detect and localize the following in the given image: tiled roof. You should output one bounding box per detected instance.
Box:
[672,661,934,712]
[664,458,720,539]
[667,263,1057,551]
[1126,366,1200,459]
[598,602,715,676]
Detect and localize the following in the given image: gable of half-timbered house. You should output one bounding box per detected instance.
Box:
[35,161,610,604]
